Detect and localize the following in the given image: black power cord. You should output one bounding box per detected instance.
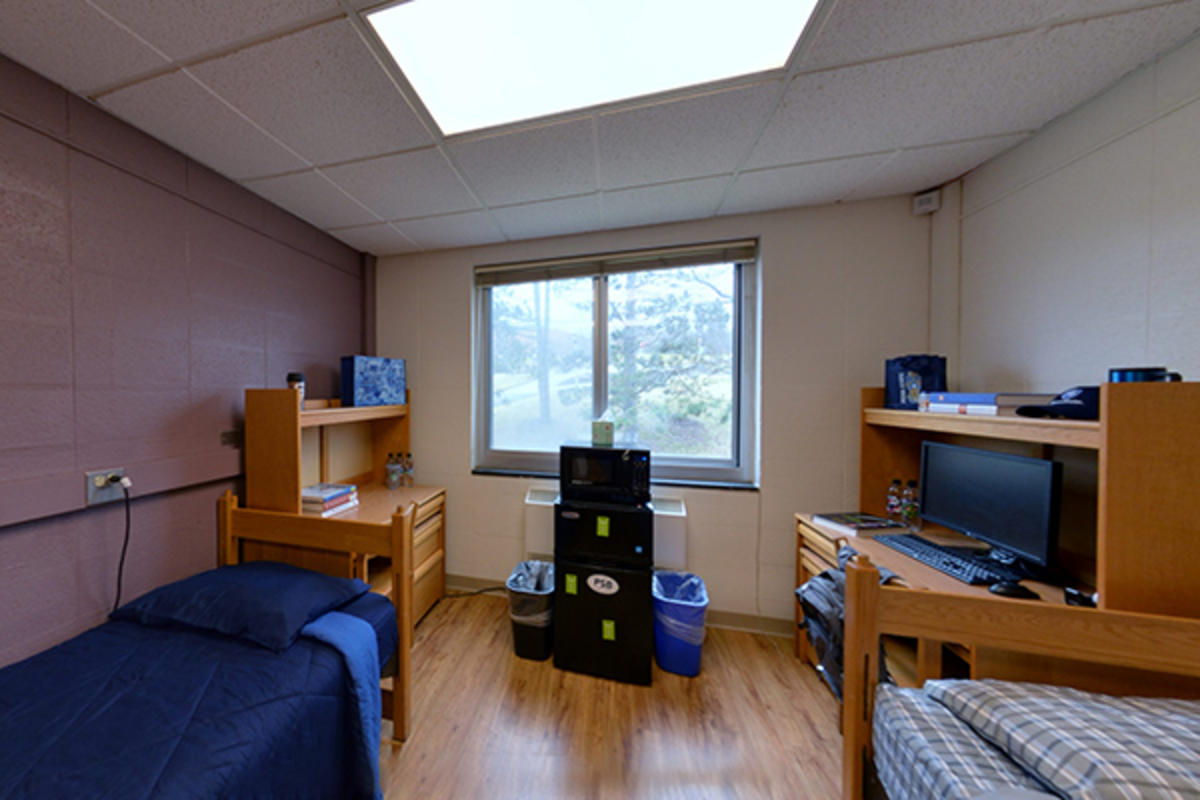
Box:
[110,478,133,614]
[444,585,506,599]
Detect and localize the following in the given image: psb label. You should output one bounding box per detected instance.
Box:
[586,574,619,595]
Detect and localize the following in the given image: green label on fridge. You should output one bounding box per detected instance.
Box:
[565,574,578,595]
[601,619,616,641]
[596,516,610,538]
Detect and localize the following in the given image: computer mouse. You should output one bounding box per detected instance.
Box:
[988,581,1040,600]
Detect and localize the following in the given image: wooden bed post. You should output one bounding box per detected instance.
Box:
[388,501,415,744]
[218,490,238,566]
[843,555,881,800]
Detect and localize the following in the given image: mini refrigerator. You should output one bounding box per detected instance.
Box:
[553,501,653,685]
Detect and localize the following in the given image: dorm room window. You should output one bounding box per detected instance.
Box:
[472,240,759,486]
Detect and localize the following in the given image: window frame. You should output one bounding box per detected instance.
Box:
[472,240,759,487]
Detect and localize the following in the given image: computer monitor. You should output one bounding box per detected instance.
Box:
[919,441,1061,568]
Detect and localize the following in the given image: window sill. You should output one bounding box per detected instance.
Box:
[470,467,759,491]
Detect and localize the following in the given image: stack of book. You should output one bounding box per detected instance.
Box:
[811,512,905,536]
[918,391,1056,416]
[301,482,358,517]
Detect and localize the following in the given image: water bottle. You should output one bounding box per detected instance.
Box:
[403,452,414,487]
[901,480,922,532]
[385,452,403,490]
[885,479,903,522]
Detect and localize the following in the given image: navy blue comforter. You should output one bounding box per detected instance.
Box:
[0,593,397,800]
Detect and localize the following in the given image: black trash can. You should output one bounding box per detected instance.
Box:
[506,560,554,660]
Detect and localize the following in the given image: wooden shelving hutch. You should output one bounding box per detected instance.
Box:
[858,382,1200,618]
[231,388,447,627]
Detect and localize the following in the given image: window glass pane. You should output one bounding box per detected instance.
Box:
[606,264,735,459]
[489,278,594,451]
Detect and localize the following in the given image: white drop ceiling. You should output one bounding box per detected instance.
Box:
[2,0,1199,256]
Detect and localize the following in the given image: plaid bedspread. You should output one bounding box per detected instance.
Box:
[927,680,1200,799]
[873,683,1049,800]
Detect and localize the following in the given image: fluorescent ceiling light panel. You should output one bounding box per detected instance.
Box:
[368,0,817,135]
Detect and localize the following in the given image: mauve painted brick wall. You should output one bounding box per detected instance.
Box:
[0,54,364,667]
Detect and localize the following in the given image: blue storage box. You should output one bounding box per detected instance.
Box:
[340,355,406,407]
[652,571,709,677]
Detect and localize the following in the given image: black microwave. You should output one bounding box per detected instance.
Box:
[559,445,650,505]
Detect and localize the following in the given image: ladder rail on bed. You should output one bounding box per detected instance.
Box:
[217,490,415,744]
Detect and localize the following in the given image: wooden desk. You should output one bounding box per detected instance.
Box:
[795,513,1066,687]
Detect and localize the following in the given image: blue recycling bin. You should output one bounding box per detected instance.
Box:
[652,571,709,677]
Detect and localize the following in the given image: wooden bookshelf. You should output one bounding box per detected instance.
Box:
[300,403,408,429]
[862,407,1100,449]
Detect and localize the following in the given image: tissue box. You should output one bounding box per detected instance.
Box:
[591,420,614,446]
[341,355,406,407]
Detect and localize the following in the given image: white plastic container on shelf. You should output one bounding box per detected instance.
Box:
[522,485,688,569]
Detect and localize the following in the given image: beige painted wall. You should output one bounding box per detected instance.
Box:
[376,198,929,621]
[946,33,1200,391]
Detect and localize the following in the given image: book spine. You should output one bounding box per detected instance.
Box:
[923,402,999,416]
[322,498,359,517]
[306,498,360,517]
[922,392,998,405]
[304,492,358,510]
[301,486,355,503]
[920,392,1055,408]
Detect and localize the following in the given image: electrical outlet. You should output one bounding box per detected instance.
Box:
[85,467,126,506]
[220,429,243,447]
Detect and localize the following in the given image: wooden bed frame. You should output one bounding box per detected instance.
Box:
[842,554,1200,800]
[218,490,415,744]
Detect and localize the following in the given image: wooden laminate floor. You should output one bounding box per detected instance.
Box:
[380,594,841,799]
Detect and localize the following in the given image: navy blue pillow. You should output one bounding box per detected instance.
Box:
[111,561,370,652]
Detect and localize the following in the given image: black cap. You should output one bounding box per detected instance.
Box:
[286,372,305,382]
[1016,386,1099,420]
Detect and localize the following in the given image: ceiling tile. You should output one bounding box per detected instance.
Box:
[91,0,339,61]
[601,177,729,230]
[189,19,432,164]
[976,3,1200,132]
[394,211,507,250]
[492,195,605,241]
[596,82,781,190]
[801,0,1167,70]
[842,135,1028,201]
[719,154,893,216]
[326,222,419,255]
[100,70,308,180]
[244,170,380,229]
[448,119,596,206]
[747,34,1039,169]
[0,1,168,94]
[324,148,478,221]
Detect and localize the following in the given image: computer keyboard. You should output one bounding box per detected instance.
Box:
[874,533,1023,585]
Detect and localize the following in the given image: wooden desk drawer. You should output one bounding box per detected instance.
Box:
[798,520,841,565]
[415,492,445,527]
[413,550,445,622]
[801,548,833,578]
[412,512,443,568]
